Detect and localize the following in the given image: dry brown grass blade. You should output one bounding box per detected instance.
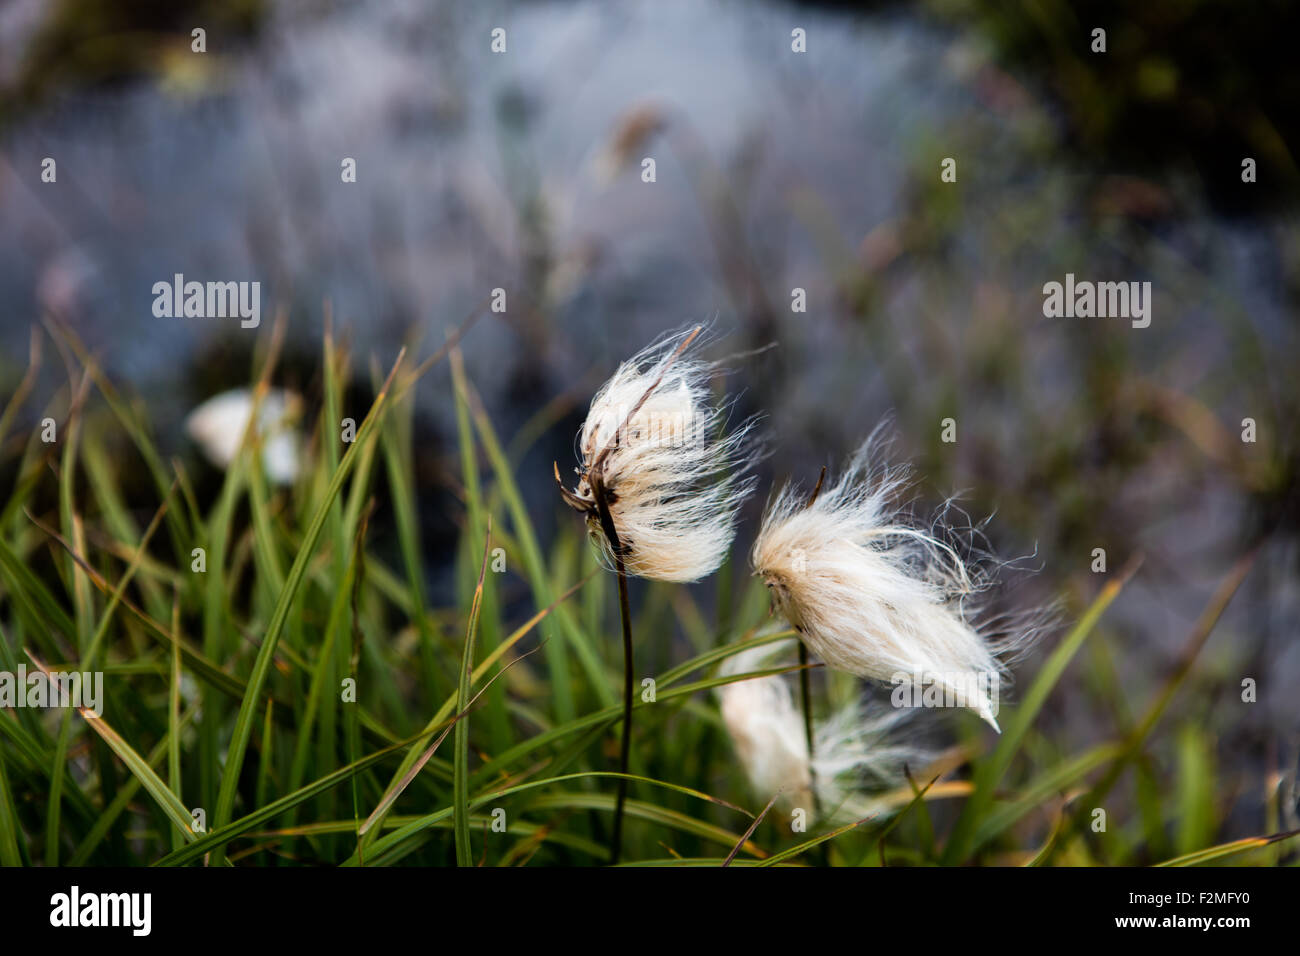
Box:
[0,327,43,452]
[587,325,703,477]
[722,790,781,867]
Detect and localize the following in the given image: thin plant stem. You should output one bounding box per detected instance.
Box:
[800,466,826,860]
[796,643,831,865]
[610,553,634,865]
[798,641,815,770]
[590,474,634,865]
[797,641,823,838]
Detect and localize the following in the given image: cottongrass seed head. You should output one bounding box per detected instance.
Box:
[751,428,1041,732]
[185,387,303,486]
[556,326,756,582]
[717,639,922,821]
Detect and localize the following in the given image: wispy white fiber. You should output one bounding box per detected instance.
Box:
[751,430,1035,731]
[717,639,920,820]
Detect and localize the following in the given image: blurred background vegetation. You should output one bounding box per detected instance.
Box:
[0,0,1296,864]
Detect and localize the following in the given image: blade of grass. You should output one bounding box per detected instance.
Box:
[70,704,198,865]
[723,790,779,866]
[378,381,445,705]
[168,590,184,853]
[942,555,1141,863]
[526,793,767,861]
[210,349,406,864]
[1175,724,1215,856]
[0,327,41,451]
[155,720,463,866]
[349,770,752,867]
[874,772,941,867]
[1154,829,1300,866]
[463,374,611,714]
[471,657,812,788]
[361,640,545,837]
[361,573,592,843]
[455,519,492,865]
[56,328,193,552]
[29,486,171,866]
[0,749,24,866]
[448,349,509,751]
[756,816,875,867]
[1050,550,1256,861]
[26,651,195,845]
[970,741,1123,851]
[0,534,77,640]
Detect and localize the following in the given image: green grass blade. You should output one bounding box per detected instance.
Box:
[454,520,491,866]
[462,371,612,714]
[0,750,24,866]
[756,817,872,867]
[1154,830,1300,867]
[525,793,765,861]
[1051,551,1256,860]
[70,705,197,865]
[26,653,195,846]
[942,558,1139,863]
[154,726,444,867]
[210,350,406,864]
[349,770,752,867]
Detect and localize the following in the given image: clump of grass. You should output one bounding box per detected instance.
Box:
[0,319,1292,868]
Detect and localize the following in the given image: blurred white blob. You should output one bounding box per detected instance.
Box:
[717,639,920,822]
[185,388,303,485]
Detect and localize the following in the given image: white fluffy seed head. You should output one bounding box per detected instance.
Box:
[561,328,756,582]
[185,388,303,486]
[717,639,920,820]
[751,430,1030,731]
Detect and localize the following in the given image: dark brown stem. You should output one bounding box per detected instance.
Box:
[798,641,818,817]
[802,466,826,846]
[796,642,831,865]
[590,472,634,866]
[609,552,634,865]
[807,465,827,508]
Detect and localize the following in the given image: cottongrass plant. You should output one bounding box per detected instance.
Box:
[185,387,304,485]
[1,320,1266,868]
[752,431,1033,732]
[718,639,920,823]
[556,327,755,582]
[556,326,756,860]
